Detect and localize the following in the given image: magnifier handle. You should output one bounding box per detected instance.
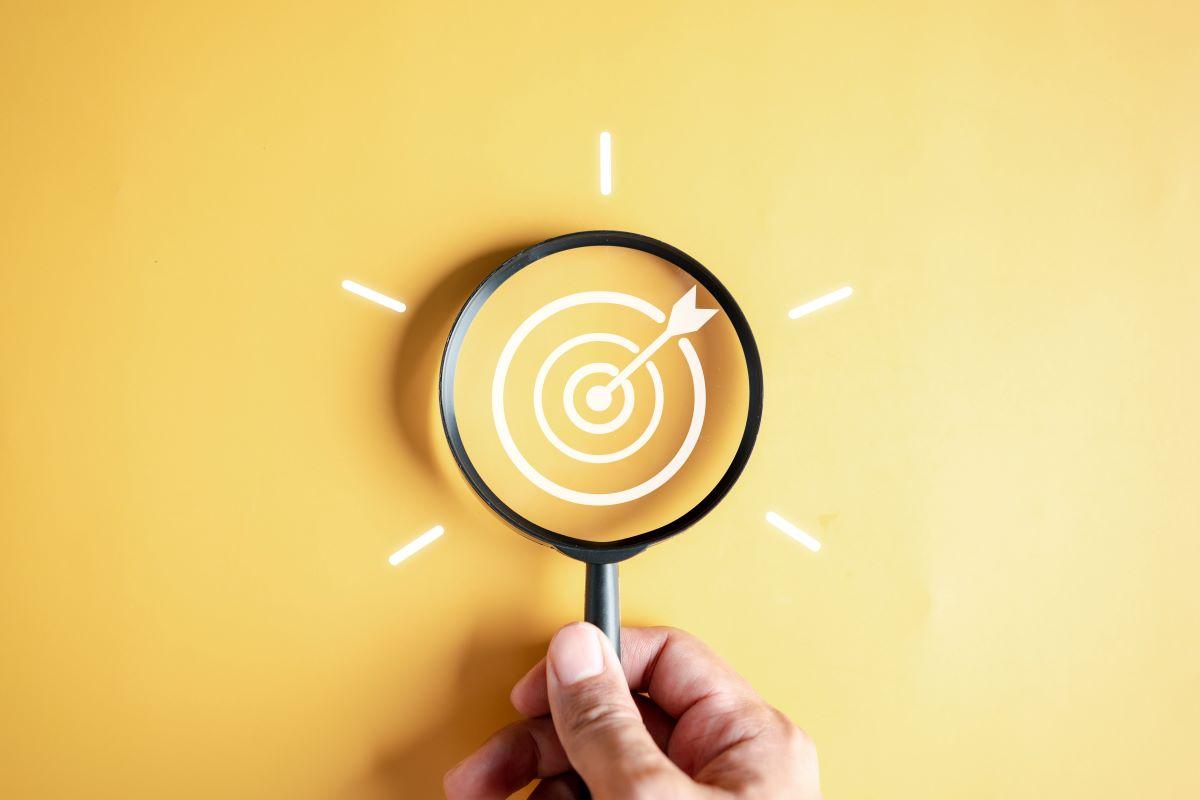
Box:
[584,562,620,658]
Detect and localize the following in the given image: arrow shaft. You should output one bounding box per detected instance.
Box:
[604,330,671,391]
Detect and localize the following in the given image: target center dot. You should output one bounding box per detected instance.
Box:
[585,386,613,412]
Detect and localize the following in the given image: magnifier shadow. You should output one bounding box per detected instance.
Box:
[389,241,538,481]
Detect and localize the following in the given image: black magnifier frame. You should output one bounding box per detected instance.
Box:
[439,230,764,655]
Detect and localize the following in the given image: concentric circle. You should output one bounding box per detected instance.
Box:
[560,363,633,435]
[494,290,705,506]
[536,356,665,464]
[532,333,639,438]
[439,229,764,564]
[584,385,611,412]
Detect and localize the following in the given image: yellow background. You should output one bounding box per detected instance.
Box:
[1,2,1197,798]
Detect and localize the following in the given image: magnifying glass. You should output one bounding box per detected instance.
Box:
[440,231,763,655]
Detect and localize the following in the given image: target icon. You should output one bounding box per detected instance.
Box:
[439,230,764,653]
[492,286,719,506]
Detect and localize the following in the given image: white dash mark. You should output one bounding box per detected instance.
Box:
[599,131,613,196]
[788,286,853,320]
[342,279,407,313]
[765,511,822,553]
[388,525,445,565]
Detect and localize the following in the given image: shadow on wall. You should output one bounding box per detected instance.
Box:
[369,625,548,799]
[354,241,553,799]
[389,242,535,477]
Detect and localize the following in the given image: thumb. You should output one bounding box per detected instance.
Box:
[545,623,688,799]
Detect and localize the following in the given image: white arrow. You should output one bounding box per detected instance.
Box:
[598,286,719,397]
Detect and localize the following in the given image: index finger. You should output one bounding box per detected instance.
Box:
[511,626,759,720]
[443,716,571,800]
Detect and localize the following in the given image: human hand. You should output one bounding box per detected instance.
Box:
[444,623,821,799]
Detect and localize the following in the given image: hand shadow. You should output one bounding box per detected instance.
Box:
[356,622,551,800]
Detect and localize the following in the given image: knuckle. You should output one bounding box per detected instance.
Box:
[442,766,466,798]
[772,711,817,760]
[652,624,687,639]
[660,625,700,650]
[613,764,681,800]
[569,693,638,737]
[769,707,795,732]
[643,625,698,654]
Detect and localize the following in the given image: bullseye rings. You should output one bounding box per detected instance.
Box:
[495,290,706,506]
[440,230,763,563]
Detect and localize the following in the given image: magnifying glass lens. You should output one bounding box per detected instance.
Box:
[450,244,751,543]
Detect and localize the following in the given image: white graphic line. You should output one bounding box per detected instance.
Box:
[599,131,612,196]
[601,286,718,393]
[388,525,445,565]
[342,279,407,313]
[492,291,705,506]
[765,511,822,553]
[788,286,852,319]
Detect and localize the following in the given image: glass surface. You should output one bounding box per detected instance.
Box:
[452,245,752,542]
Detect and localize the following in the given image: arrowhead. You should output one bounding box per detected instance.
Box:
[666,286,719,336]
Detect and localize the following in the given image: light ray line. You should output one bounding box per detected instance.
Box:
[788,286,852,319]
[388,525,445,565]
[599,131,613,196]
[765,511,822,552]
[342,279,407,313]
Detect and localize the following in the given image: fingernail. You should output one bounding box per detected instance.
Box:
[549,624,605,686]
